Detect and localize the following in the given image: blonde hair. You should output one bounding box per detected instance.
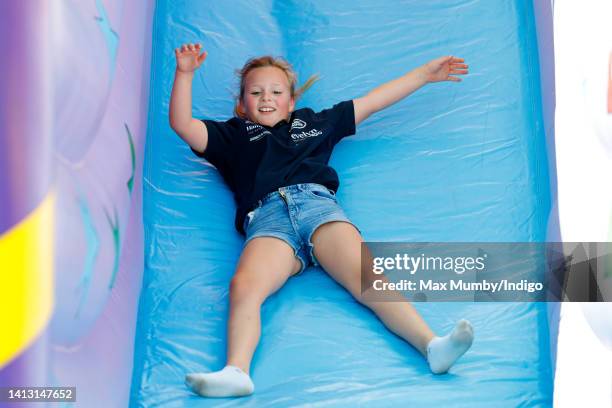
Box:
[234,56,319,118]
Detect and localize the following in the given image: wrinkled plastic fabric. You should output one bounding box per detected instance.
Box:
[131,0,554,406]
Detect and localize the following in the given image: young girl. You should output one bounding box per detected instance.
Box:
[170,43,474,398]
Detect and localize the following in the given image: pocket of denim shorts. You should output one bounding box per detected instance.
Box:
[307,187,336,201]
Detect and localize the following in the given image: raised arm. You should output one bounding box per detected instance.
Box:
[169,43,209,153]
[353,56,468,126]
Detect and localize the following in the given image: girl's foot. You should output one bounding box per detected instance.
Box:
[185,365,254,397]
[427,319,474,374]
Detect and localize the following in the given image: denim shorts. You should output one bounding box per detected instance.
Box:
[242,183,360,274]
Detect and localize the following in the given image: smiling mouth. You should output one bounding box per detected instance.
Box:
[258,107,276,113]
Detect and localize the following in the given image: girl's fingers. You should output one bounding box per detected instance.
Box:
[197,50,208,63]
[177,43,204,56]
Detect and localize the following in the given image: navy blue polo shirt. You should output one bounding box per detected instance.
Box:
[192,100,356,234]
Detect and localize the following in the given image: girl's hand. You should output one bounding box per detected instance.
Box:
[422,56,468,83]
[175,43,207,73]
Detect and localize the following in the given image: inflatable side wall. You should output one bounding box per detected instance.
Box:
[0,1,153,407]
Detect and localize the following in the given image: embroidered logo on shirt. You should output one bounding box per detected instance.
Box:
[290,118,307,131]
[245,121,272,142]
[290,129,323,142]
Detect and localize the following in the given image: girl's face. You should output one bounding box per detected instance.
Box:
[240,66,295,127]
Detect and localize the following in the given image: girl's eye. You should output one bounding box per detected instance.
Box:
[273,91,282,94]
[250,91,261,95]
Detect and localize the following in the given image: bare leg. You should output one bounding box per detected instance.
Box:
[226,237,301,373]
[311,222,436,356]
[312,222,473,373]
[186,236,301,397]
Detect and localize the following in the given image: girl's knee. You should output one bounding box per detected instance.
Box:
[229,273,266,304]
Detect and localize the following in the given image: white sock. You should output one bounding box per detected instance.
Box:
[185,365,254,397]
[427,319,474,374]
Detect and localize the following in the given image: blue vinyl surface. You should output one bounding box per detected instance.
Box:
[131,1,553,406]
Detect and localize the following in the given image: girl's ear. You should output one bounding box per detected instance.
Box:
[289,96,296,113]
[235,100,246,118]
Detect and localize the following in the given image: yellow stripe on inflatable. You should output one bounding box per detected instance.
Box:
[0,192,55,368]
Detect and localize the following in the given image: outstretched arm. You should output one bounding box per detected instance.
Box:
[353,56,468,126]
[169,43,209,152]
